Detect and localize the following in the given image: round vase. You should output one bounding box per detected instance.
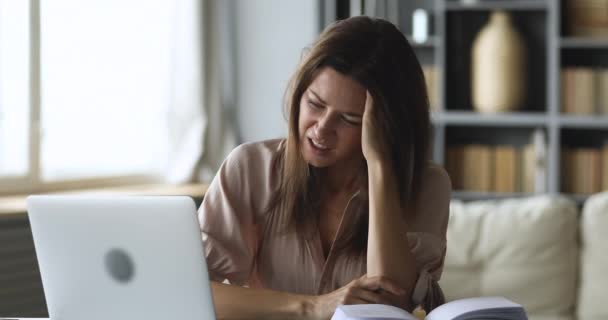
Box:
[471,10,527,113]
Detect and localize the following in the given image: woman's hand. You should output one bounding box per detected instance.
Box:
[311,274,408,320]
[361,91,390,166]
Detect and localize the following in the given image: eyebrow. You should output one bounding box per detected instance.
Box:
[308,89,363,118]
[308,89,328,105]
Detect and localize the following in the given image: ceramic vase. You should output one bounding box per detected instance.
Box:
[471,10,527,113]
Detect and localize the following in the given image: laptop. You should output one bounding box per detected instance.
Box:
[25,195,216,320]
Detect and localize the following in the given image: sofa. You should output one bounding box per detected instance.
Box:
[439,192,608,320]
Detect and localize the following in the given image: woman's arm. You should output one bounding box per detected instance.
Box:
[211,275,407,320]
[366,163,417,308]
[211,281,315,320]
[361,92,418,309]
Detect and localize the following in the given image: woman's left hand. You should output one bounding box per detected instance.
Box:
[362,91,389,166]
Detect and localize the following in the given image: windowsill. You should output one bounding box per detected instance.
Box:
[0,183,209,217]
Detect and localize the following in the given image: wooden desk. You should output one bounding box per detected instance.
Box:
[0,183,208,318]
[0,183,208,217]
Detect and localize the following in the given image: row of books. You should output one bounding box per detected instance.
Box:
[445,130,547,194]
[565,0,608,37]
[561,145,608,195]
[561,67,608,115]
[446,144,537,193]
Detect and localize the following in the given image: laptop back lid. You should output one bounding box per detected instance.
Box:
[27,195,215,320]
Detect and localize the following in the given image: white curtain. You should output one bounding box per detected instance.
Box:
[166,0,237,183]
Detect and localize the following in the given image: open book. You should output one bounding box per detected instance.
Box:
[331,296,527,320]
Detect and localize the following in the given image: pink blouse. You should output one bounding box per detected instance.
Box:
[198,139,451,309]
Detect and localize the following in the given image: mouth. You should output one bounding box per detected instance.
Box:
[307,137,333,154]
[310,138,330,150]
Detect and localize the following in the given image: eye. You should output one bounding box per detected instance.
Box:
[341,115,361,126]
[308,101,324,111]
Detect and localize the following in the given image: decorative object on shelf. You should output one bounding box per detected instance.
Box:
[529,128,547,194]
[336,1,608,203]
[471,10,527,113]
[412,8,429,43]
[460,0,479,5]
[566,0,608,38]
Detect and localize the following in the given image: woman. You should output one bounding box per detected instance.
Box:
[198,16,451,320]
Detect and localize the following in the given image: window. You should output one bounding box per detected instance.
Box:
[0,0,29,179]
[0,0,175,194]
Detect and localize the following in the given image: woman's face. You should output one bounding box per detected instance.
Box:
[298,67,367,168]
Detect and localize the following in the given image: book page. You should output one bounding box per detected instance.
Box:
[331,304,417,320]
[426,296,523,320]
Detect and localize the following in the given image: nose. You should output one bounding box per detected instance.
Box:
[314,113,333,140]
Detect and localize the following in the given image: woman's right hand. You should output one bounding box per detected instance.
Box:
[311,274,408,320]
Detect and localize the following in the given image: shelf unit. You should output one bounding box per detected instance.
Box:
[561,37,608,49]
[443,0,548,11]
[327,0,608,202]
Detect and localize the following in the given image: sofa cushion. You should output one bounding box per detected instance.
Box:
[440,195,578,320]
[578,191,608,320]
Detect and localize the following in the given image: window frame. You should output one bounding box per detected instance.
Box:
[0,0,164,196]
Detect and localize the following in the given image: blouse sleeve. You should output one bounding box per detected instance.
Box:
[408,164,452,311]
[197,144,262,285]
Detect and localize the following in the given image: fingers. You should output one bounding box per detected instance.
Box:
[347,287,386,304]
[342,297,369,305]
[340,287,393,306]
[365,91,374,111]
[357,276,407,296]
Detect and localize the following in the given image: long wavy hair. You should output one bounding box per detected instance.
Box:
[266,16,431,255]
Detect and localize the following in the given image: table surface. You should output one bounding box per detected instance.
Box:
[0,183,208,216]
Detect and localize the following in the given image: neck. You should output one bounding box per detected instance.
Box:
[321,161,362,196]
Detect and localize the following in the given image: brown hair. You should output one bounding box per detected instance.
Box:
[267,16,431,255]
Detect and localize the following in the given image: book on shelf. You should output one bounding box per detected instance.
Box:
[494,145,519,193]
[445,129,546,195]
[462,144,493,192]
[521,143,535,193]
[602,144,608,190]
[446,146,464,190]
[595,69,608,115]
[561,148,602,194]
[565,0,608,37]
[422,65,438,112]
[561,67,595,115]
[331,296,528,320]
[581,149,602,194]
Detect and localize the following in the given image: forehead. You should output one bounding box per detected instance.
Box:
[306,67,366,113]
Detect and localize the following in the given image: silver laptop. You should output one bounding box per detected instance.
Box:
[26,195,216,320]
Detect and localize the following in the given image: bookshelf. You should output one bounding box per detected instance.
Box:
[324,0,608,203]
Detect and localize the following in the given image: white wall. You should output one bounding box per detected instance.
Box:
[234,0,319,143]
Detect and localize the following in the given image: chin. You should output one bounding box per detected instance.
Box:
[307,159,333,168]
[302,154,335,168]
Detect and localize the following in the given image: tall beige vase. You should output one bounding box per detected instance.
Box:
[471,11,527,113]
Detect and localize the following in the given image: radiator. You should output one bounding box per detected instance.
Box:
[0,214,48,318]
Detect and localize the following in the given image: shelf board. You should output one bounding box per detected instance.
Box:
[558,115,608,129]
[444,0,547,11]
[433,111,548,127]
[406,35,439,48]
[561,37,608,49]
[452,191,590,204]
[451,191,532,201]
